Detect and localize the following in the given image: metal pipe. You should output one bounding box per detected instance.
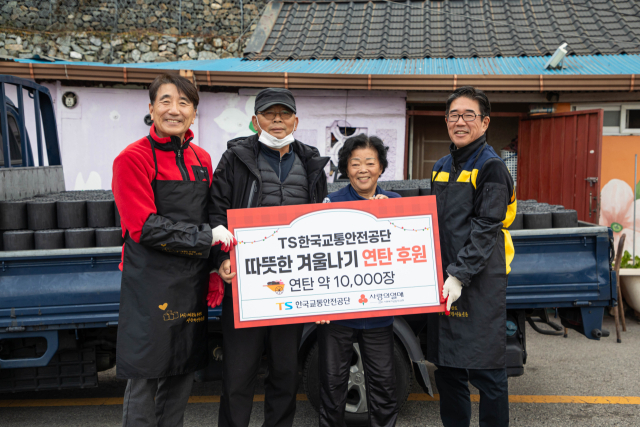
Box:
[16,85,28,166]
[33,89,44,167]
[0,82,11,168]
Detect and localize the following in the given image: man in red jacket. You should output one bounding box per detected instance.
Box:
[112,73,234,427]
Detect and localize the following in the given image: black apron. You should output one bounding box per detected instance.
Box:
[427,144,507,370]
[116,137,210,379]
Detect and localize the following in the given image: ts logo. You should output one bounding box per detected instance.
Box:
[276,302,293,310]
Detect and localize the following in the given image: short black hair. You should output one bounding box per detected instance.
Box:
[338,134,389,176]
[149,73,199,109]
[445,86,490,118]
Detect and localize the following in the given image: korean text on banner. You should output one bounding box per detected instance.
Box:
[227,197,445,328]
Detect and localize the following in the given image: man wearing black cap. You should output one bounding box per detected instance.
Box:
[209,88,330,427]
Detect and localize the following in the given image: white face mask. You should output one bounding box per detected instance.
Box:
[256,120,296,149]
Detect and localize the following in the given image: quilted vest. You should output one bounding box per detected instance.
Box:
[258,151,310,207]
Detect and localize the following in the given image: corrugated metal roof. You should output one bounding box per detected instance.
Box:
[15,54,640,75]
[244,0,640,60]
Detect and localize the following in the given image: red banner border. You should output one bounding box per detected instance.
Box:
[227,196,445,328]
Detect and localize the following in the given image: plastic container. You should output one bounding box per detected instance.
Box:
[34,229,65,249]
[57,200,87,229]
[3,230,35,251]
[87,200,115,228]
[0,200,28,230]
[96,227,124,247]
[64,228,96,248]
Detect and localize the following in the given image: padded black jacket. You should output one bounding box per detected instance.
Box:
[208,133,330,270]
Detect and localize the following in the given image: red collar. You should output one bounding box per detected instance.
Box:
[149,124,194,145]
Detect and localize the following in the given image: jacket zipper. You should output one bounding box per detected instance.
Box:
[176,148,190,181]
[233,152,262,208]
[308,165,326,203]
[247,180,258,208]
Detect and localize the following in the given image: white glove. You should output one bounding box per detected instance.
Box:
[211,225,236,252]
[442,275,463,312]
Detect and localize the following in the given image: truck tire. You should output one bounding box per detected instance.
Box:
[303,340,412,426]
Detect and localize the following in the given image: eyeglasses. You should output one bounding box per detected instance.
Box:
[258,110,294,120]
[446,112,484,122]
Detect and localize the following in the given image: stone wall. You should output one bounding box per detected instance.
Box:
[0,0,266,63]
[0,31,246,62]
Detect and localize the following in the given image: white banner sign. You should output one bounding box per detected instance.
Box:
[229,199,445,327]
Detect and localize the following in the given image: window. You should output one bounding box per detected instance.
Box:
[603,110,621,127]
[621,106,640,134]
[572,104,622,135]
[572,103,640,135]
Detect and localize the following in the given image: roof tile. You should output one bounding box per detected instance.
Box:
[245,0,640,59]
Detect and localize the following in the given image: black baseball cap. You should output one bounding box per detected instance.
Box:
[254,88,297,114]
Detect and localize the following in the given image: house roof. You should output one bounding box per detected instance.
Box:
[244,0,640,60]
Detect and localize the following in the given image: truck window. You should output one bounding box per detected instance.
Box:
[0,111,23,166]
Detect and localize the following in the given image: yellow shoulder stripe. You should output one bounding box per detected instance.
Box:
[456,169,479,188]
[503,229,515,275]
[503,199,517,229]
[433,171,450,182]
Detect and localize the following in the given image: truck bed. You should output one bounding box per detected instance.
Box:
[1,226,614,332]
[0,247,221,330]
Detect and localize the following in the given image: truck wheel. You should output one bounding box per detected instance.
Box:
[303,340,412,426]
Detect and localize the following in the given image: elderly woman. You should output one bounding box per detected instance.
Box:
[317,133,400,427]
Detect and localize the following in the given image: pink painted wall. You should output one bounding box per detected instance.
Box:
[16,85,407,190]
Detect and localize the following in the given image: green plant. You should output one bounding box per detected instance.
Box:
[620,250,640,269]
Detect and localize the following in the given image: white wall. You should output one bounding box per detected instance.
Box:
[18,84,407,190]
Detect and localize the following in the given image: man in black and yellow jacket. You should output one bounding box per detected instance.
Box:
[428,86,516,427]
